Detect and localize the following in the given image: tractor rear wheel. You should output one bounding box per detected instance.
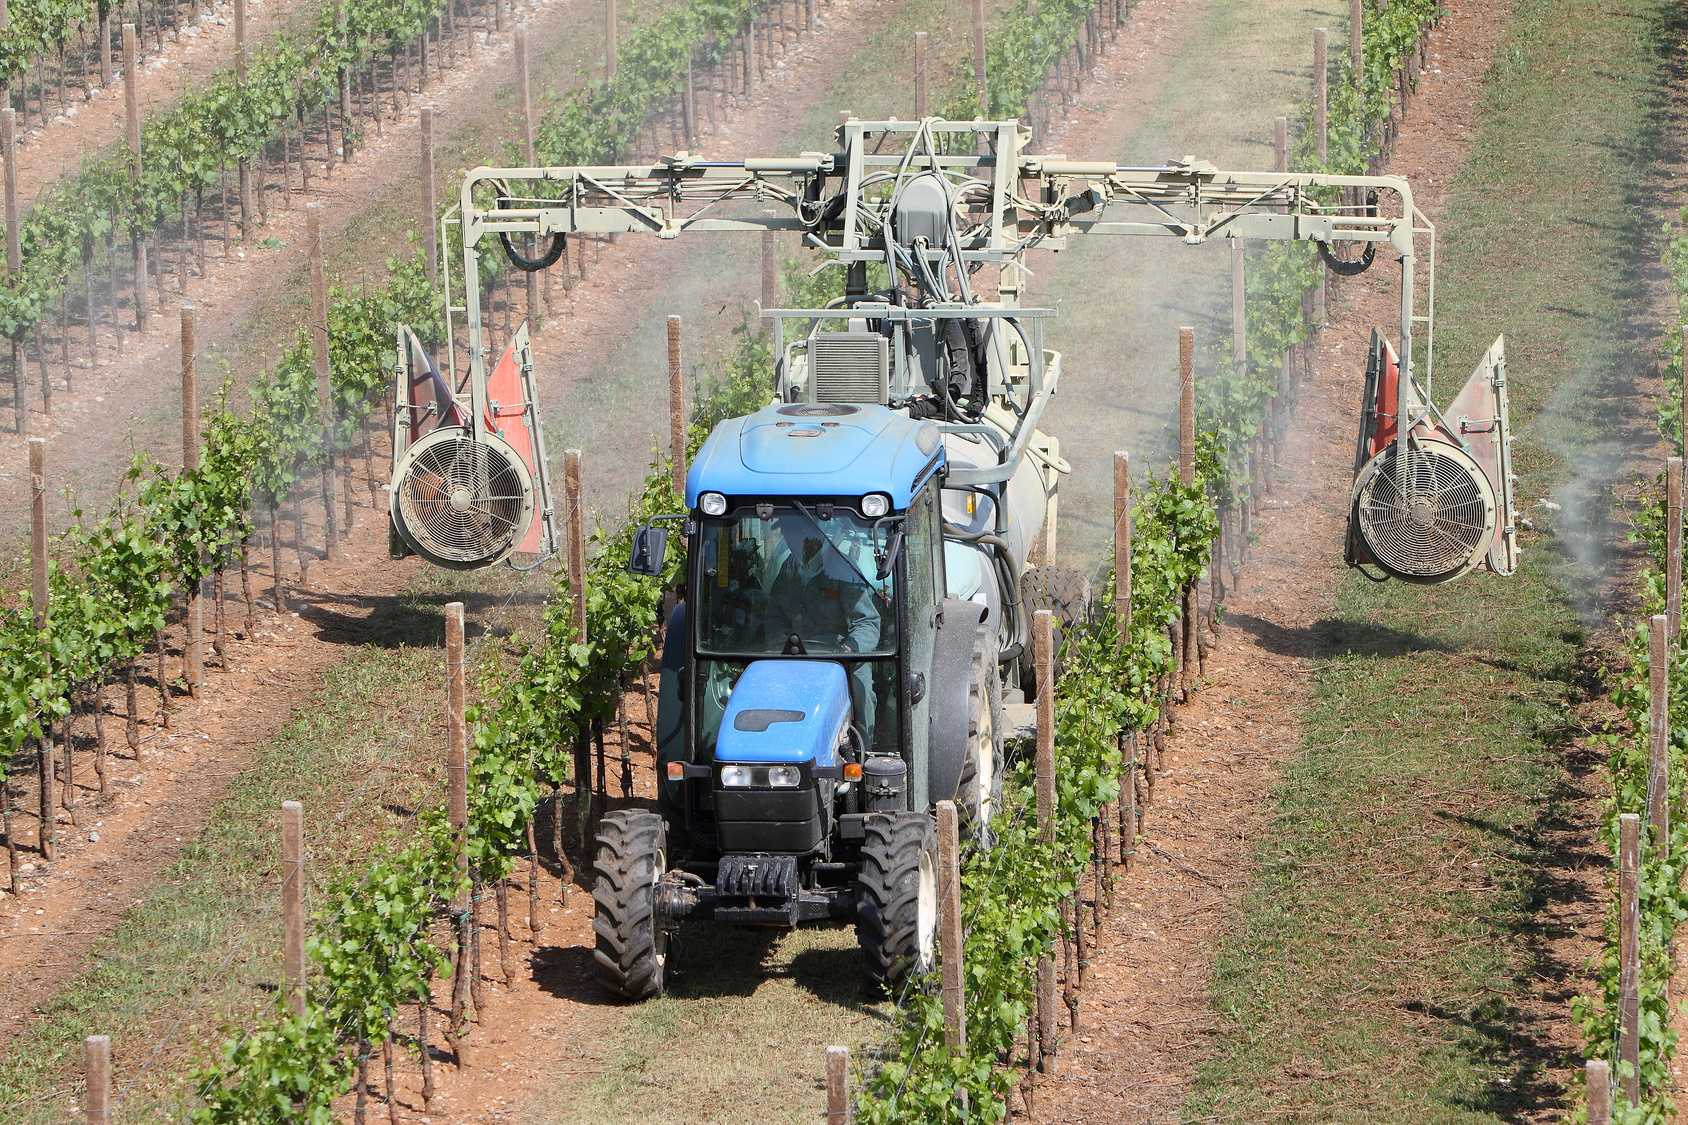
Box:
[1019,565,1093,691]
[856,811,937,997]
[592,810,669,1000]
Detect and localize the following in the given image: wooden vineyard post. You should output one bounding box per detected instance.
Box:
[1114,451,1131,641]
[30,437,53,863]
[1619,811,1640,1106]
[445,602,473,1067]
[1034,609,1056,1074]
[824,1046,851,1125]
[761,224,777,313]
[971,0,987,116]
[564,452,591,835]
[517,32,541,325]
[307,206,339,562]
[182,308,203,699]
[1349,0,1362,87]
[1178,327,1195,485]
[606,0,617,82]
[1314,28,1328,163]
[668,317,685,499]
[421,108,437,287]
[1587,1059,1611,1125]
[564,452,587,643]
[914,32,928,118]
[282,800,305,1017]
[1669,457,1682,640]
[937,800,965,1051]
[1273,115,1287,173]
[4,108,21,435]
[124,24,148,335]
[85,1034,110,1125]
[234,0,246,79]
[1650,615,1669,848]
[1178,326,1197,696]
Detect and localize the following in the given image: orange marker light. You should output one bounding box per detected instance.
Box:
[666,762,684,780]
[843,763,863,781]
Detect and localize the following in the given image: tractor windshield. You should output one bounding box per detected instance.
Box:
[695,509,896,658]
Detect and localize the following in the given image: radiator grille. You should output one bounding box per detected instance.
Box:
[809,333,889,405]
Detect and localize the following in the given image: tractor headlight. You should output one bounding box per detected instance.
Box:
[767,765,801,788]
[700,492,728,516]
[720,764,752,788]
[861,493,890,518]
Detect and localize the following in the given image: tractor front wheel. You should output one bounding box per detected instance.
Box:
[856,811,937,997]
[592,810,669,1000]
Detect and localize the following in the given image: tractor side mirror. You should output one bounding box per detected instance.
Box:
[629,525,669,577]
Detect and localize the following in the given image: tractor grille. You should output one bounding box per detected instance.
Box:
[1356,442,1493,581]
[809,333,889,404]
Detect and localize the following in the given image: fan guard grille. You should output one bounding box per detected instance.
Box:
[1356,441,1495,582]
[395,430,533,568]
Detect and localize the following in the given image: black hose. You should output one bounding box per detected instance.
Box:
[500,230,568,272]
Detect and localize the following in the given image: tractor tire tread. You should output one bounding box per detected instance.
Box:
[592,809,667,1001]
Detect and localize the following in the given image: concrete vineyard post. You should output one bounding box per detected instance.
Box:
[30,437,52,862]
[421,108,437,288]
[1349,0,1362,86]
[85,1034,110,1125]
[4,108,22,435]
[518,33,540,324]
[1670,457,1683,639]
[971,0,987,116]
[1650,616,1669,848]
[282,800,305,1018]
[1035,609,1056,1072]
[123,24,148,333]
[307,206,339,561]
[824,1046,851,1124]
[1587,1059,1611,1125]
[445,601,474,1067]
[914,32,928,118]
[606,0,617,82]
[1114,451,1130,643]
[565,451,587,644]
[937,800,965,1051]
[668,317,685,500]
[1619,811,1640,1106]
[1273,115,1287,173]
[182,307,202,698]
[1314,29,1328,163]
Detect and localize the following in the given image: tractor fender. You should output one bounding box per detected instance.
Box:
[927,597,987,808]
[656,601,687,817]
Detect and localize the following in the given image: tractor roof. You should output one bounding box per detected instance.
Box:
[686,402,945,510]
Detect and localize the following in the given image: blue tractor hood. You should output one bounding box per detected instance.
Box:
[715,660,852,767]
[686,402,944,510]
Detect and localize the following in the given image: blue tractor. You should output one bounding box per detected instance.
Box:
[599,385,1081,997]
